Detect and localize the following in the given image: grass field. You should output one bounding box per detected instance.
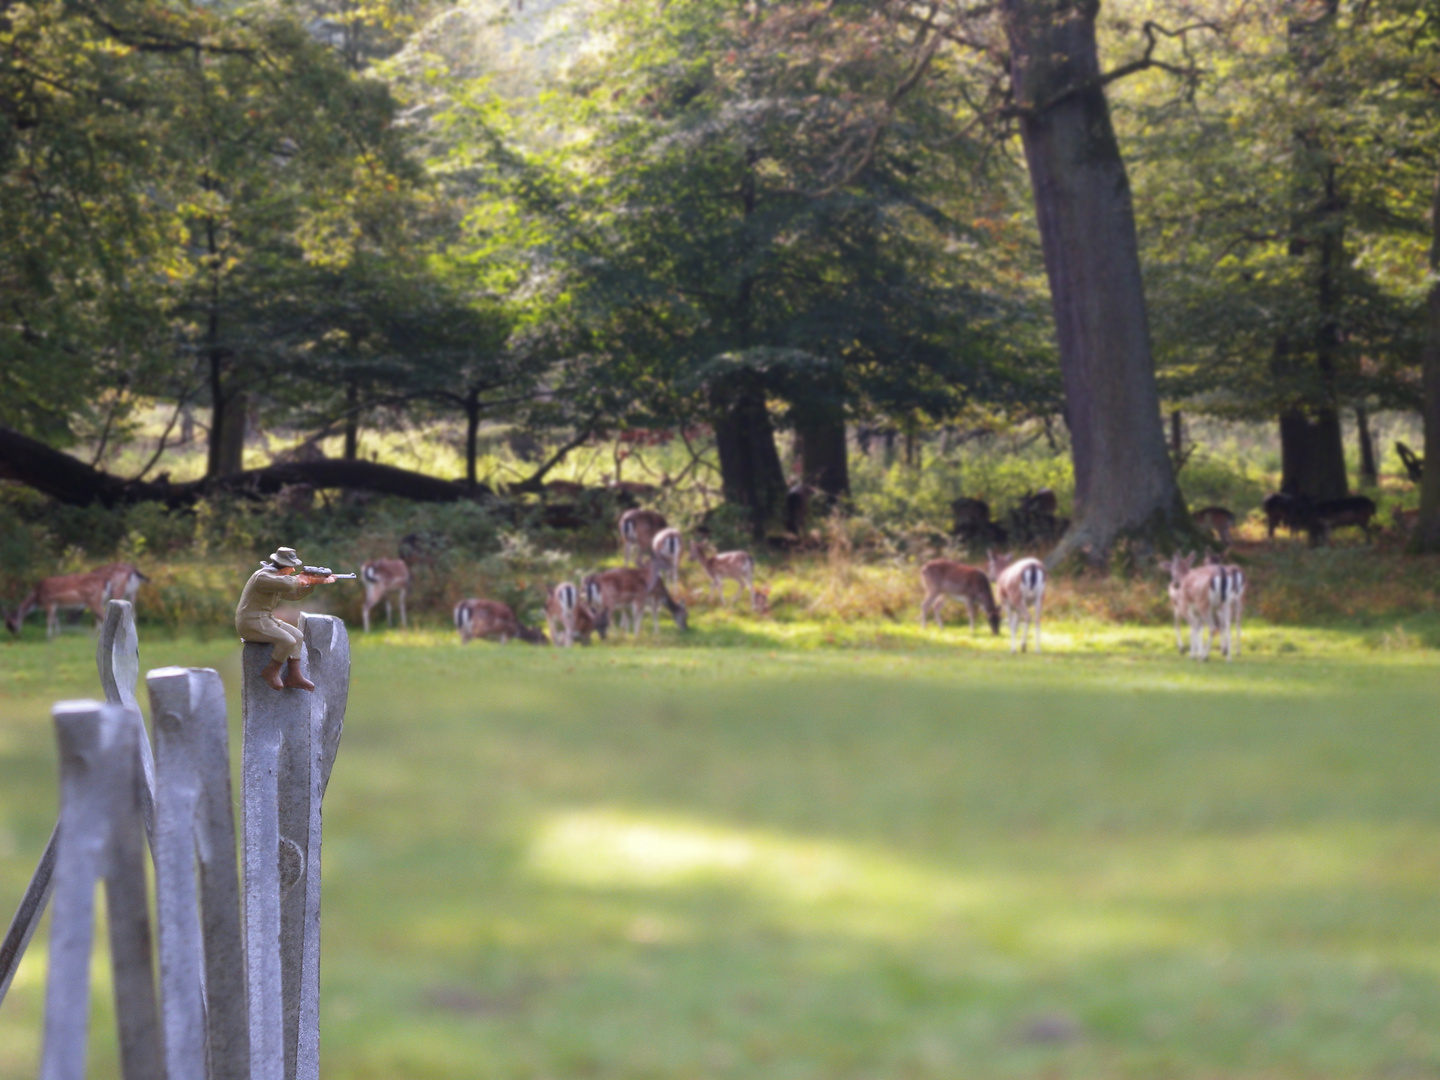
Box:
[2,624,1439,1080]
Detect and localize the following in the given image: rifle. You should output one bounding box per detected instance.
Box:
[302,564,357,580]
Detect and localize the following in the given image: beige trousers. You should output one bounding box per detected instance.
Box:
[237,614,304,662]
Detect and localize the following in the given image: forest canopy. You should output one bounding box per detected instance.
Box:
[3,0,1439,550]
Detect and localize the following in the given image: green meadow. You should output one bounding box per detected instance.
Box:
[1,624,1439,1080]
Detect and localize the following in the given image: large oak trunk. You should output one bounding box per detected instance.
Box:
[712,379,787,539]
[793,410,850,499]
[1001,0,1186,560]
[1280,408,1348,501]
[1415,174,1440,551]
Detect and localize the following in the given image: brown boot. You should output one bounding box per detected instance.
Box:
[282,658,315,692]
[261,659,286,691]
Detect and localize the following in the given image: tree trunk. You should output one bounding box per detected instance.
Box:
[1001,0,1186,561]
[208,387,246,479]
[1170,409,1183,460]
[464,390,481,489]
[793,411,850,498]
[1415,172,1440,551]
[712,380,787,539]
[1279,408,1348,501]
[1356,406,1377,488]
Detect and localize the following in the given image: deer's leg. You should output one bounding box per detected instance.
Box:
[47,605,57,639]
[919,591,930,629]
[362,597,372,634]
[400,589,408,628]
[1032,597,1042,653]
[965,598,975,633]
[1008,607,1018,653]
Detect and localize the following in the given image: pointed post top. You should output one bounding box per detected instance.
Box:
[97,600,139,711]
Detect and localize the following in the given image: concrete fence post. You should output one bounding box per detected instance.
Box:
[242,613,349,1080]
[40,701,164,1080]
[148,666,251,1080]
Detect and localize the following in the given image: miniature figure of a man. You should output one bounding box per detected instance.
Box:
[236,547,336,691]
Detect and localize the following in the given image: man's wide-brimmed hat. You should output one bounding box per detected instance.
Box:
[269,547,302,567]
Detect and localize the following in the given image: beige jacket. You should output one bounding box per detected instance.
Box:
[236,566,315,627]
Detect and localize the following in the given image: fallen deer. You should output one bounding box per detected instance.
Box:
[918,559,1000,635]
[454,598,547,645]
[689,539,756,608]
[987,552,1046,653]
[361,558,410,632]
[6,570,111,638]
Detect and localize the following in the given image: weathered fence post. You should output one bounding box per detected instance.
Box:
[242,613,349,1080]
[0,599,152,1006]
[148,666,250,1080]
[41,701,163,1080]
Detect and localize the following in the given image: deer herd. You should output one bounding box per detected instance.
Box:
[7,506,1250,662]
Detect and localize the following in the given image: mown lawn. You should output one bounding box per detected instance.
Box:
[1,622,1439,1080]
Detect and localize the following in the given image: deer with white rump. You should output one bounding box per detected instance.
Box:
[651,527,684,591]
[987,552,1046,653]
[619,509,667,567]
[545,582,581,647]
[689,539,762,611]
[919,559,1000,635]
[360,558,410,632]
[1203,551,1245,657]
[5,570,111,638]
[1176,559,1233,662]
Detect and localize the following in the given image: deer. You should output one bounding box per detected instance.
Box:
[618,509,668,567]
[1158,552,1197,654]
[689,539,756,608]
[651,527,684,591]
[360,558,410,632]
[546,582,581,647]
[1203,551,1246,657]
[6,570,111,638]
[93,562,148,605]
[1178,561,1233,662]
[1192,506,1235,546]
[454,598,547,645]
[919,559,1000,635]
[987,552,1046,653]
[585,565,688,637]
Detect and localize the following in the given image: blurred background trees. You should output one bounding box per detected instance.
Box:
[3,0,1439,552]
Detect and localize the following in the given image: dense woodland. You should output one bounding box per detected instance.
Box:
[4,0,1440,556]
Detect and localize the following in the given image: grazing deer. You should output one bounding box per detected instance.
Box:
[361,558,410,632]
[651,527,683,591]
[1192,506,1235,545]
[6,570,111,638]
[1158,552,1197,654]
[751,586,771,615]
[546,582,581,647]
[1178,562,1233,661]
[987,553,1046,653]
[619,509,668,567]
[454,598,547,645]
[689,539,756,608]
[585,566,688,636]
[93,562,148,605]
[918,559,1000,635]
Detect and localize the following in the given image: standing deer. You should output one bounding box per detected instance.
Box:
[94,562,148,605]
[1158,552,1197,654]
[1203,552,1246,657]
[1175,562,1232,661]
[454,599,547,644]
[585,566,688,636]
[651,527,684,591]
[987,553,1046,653]
[918,559,1000,635]
[6,570,111,638]
[689,539,756,608]
[360,558,410,632]
[619,509,668,567]
[546,582,581,647]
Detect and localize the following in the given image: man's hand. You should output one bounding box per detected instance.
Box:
[297,572,337,586]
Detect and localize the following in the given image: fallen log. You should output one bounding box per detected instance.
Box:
[0,426,482,507]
